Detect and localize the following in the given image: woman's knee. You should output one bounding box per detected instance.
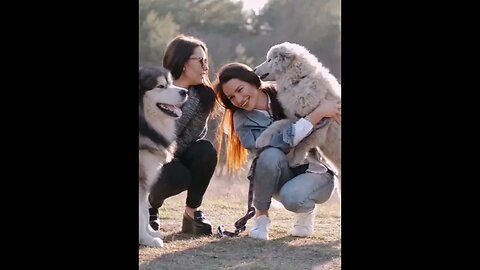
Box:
[278,172,335,212]
[279,191,304,212]
[256,147,287,172]
[314,174,335,204]
[190,140,216,155]
[186,140,217,167]
[149,160,191,206]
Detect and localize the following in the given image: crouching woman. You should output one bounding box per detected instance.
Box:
[214,63,341,240]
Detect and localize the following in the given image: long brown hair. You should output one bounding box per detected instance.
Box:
[213,63,286,174]
[163,34,216,113]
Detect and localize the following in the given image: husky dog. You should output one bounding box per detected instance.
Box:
[139,66,188,247]
[254,42,341,174]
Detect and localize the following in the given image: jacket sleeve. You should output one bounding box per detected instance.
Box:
[233,110,296,153]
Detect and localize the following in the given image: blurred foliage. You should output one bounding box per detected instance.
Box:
[139,0,341,169]
[140,11,179,64]
[139,0,340,79]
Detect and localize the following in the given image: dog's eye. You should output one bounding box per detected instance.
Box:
[267,59,271,62]
[156,84,166,89]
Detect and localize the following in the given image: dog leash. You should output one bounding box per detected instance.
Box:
[216,176,256,238]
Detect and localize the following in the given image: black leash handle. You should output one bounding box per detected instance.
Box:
[216,178,255,238]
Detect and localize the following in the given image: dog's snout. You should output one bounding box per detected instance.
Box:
[179,90,188,97]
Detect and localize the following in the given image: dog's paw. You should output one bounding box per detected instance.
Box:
[288,160,303,168]
[148,227,164,239]
[151,237,164,248]
[255,133,272,148]
[287,150,306,167]
[140,237,164,248]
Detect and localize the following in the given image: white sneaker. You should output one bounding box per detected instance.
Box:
[249,215,270,240]
[292,207,316,237]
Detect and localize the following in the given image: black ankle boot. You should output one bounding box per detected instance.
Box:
[149,208,160,231]
[181,210,212,235]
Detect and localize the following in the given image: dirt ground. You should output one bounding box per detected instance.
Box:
[139,170,341,270]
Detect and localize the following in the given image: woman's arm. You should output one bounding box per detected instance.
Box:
[234,110,294,153]
[305,99,341,125]
[233,99,340,153]
[291,99,341,146]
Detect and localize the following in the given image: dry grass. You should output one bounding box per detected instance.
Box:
[139,170,341,270]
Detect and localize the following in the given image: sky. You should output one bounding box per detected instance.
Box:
[237,0,269,14]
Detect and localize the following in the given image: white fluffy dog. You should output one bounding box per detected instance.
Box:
[254,42,341,174]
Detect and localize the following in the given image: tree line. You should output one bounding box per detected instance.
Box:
[139,0,341,172]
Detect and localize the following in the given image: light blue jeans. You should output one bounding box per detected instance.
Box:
[252,147,335,213]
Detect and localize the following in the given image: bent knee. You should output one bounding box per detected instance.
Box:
[279,194,304,212]
[190,140,217,165]
[190,140,217,155]
[256,147,287,170]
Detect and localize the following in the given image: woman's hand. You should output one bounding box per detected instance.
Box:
[306,99,341,125]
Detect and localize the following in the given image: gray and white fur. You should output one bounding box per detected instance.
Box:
[139,66,188,247]
[254,42,341,175]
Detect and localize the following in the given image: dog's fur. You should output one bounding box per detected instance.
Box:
[139,66,188,247]
[254,42,341,174]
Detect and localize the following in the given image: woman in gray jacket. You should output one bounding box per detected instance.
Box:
[214,63,340,240]
[148,34,217,236]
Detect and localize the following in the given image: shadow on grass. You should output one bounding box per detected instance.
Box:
[140,232,340,270]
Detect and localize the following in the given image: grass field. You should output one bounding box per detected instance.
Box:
[139,170,341,270]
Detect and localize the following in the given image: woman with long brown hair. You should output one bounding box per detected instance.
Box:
[214,63,340,240]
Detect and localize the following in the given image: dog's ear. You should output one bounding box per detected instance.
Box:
[279,50,293,60]
[277,46,295,62]
[269,46,292,73]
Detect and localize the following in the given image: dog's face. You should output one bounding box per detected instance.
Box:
[139,66,188,121]
[254,42,299,81]
[254,42,315,81]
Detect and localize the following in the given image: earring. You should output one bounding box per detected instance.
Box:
[182,67,186,72]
